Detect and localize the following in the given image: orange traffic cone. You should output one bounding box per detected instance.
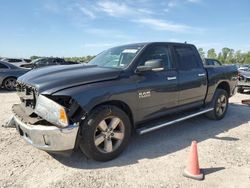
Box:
[183,141,204,180]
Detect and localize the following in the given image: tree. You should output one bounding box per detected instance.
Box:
[64,56,95,63]
[243,52,250,64]
[198,48,205,59]
[234,50,245,64]
[30,56,41,60]
[217,52,223,63]
[85,55,94,62]
[221,47,231,64]
[207,48,217,59]
[227,49,235,64]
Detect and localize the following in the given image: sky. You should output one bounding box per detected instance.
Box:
[0,0,250,58]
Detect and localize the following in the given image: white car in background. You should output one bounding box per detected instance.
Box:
[238,66,249,71]
[1,58,31,67]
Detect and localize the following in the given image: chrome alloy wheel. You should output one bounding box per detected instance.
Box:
[94,117,125,153]
[216,94,227,116]
[4,78,16,90]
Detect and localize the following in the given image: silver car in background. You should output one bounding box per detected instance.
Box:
[1,58,31,67]
[0,61,29,90]
[237,67,250,93]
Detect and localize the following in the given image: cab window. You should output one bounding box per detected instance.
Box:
[140,45,173,70]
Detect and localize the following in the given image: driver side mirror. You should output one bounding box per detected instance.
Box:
[136,59,164,73]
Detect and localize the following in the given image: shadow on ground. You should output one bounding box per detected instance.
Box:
[202,167,225,176]
[52,103,250,169]
[0,88,15,93]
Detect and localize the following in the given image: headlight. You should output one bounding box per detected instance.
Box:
[35,95,69,127]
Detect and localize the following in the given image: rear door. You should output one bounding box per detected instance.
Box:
[173,45,207,106]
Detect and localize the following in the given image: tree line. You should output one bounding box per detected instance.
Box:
[198,47,250,64]
[30,55,95,63]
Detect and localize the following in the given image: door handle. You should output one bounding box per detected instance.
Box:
[167,76,177,80]
[198,73,206,77]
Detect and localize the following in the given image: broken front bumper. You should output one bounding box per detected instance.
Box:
[9,115,79,152]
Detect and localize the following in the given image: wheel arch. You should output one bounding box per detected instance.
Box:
[3,76,17,82]
[216,81,230,96]
[89,100,134,127]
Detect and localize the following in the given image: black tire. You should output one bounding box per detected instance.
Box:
[79,105,131,161]
[205,89,229,120]
[3,77,17,91]
[237,87,244,93]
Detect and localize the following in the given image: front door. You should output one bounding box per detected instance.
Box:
[136,44,178,121]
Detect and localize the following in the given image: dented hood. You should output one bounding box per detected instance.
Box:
[17,64,121,94]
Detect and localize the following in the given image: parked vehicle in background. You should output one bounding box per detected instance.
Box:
[238,65,250,72]
[204,58,222,66]
[237,67,250,93]
[20,57,79,69]
[2,58,31,67]
[24,59,31,63]
[0,61,29,90]
[9,42,238,161]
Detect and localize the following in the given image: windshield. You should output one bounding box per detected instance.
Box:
[88,44,145,69]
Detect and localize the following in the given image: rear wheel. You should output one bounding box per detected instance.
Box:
[79,105,131,161]
[237,87,244,93]
[206,89,229,120]
[3,77,17,91]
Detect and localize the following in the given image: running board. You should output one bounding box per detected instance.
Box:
[136,108,214,135]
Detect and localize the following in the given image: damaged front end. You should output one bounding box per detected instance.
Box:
[8,82,86,152]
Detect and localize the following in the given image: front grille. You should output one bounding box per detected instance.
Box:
[16,82,38,111]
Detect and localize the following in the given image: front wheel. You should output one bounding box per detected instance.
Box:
[79,105,131,161]
[206,89,229,120]
[3,77,17,91]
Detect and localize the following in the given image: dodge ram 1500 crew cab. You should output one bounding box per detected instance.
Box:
[9,42,238,161]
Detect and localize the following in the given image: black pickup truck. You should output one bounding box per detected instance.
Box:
[8,42,237,161]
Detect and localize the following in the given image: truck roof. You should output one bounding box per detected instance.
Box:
[117,42,195,48]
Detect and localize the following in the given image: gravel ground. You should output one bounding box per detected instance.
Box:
[0,89,250,188]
